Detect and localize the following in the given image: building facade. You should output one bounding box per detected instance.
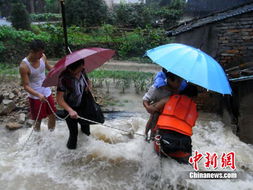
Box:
[167,3,253,144]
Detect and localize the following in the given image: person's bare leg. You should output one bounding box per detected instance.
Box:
[146,97,169,139]
[34,120,41,131]
[48,114,56,131]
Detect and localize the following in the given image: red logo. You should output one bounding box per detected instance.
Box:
[221,152,236,170]
[189,151,203,171]
[189,151,236,171]
[204,152,218,169]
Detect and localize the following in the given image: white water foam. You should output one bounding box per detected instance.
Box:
[0,113,253,190]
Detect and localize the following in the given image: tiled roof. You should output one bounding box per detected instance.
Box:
[167,3,253,36]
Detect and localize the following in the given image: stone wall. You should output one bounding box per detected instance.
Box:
[216,11,253,69]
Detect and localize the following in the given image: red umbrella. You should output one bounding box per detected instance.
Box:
[43,47,115,87]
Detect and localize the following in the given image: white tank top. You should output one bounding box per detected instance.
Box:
[22,57,51,99]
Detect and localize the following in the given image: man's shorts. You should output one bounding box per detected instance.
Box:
[28,94,56,120]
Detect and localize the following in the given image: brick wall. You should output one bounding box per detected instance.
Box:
[216,11,253,69]
[194,91,221,113]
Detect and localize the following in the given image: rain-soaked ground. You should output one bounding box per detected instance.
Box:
[1,111,253,190]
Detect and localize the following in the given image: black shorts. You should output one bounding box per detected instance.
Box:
[159,129,192,154]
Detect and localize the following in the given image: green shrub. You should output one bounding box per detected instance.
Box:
[0,63,19,75]
[10,1,31,30]
[0,24,173,65]
[30,13,61,22]
[37,24,65,56]
[113,3,153,28]
[0,26,34,64]
[95,24,117,41]
[0,25,63,64]
[65,0,108,27]
[0,41,5,53]
[118,27,171,59]
[45,0,60,13]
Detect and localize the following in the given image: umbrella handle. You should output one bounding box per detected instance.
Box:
[68,47,72,53]
[82,73,92,92]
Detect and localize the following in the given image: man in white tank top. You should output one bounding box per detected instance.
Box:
[19,40,56,131]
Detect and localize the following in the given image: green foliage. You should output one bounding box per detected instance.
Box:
[159,0,173,6]
[39,24,63,42]
[96,24,117,41]
[0,63,18,75]
[30,13,61,22]
[0,26,34,64]
[65,0,108,27]
[66,25,92,45]
[118,27,171,58]
[10,1,31,30]
[118,30,144,57]
[36,24,65,56]
[0,23,172,64]
[112,3,153,28]
[0,0,11,17]
[44,0,60,13]
[88,70,153,83]
[110,1,185,29]
[0,25,63,64]
[0,41,5,53]
[154,0,185,28]
[169,0,186,9]
[88,24,119,45]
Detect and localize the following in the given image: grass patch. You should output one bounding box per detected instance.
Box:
[0,63,19,75]
[117,57,153,63]
[88,70,153,80]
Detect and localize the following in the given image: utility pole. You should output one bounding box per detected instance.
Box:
[60,0,70,54]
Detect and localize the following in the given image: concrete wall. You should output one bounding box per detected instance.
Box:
[232,80,253,144]
[223,79,253,144]
[173,24,219,58]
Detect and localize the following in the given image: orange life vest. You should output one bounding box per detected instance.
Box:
[155,95,198,136]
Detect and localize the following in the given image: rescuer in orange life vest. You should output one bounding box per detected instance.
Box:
[152,84,198,164]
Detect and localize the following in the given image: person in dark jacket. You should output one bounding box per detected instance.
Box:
[56,59,92,149]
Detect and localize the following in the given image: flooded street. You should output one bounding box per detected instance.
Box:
[1,112,253,190]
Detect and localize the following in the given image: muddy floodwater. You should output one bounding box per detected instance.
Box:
[1,111,253,190]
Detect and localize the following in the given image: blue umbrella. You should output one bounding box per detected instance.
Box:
[146,43,232,95]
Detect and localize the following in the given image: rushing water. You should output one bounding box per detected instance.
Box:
[0,112,253,190]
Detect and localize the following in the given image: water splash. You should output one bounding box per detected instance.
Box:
[0,113,253,190]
